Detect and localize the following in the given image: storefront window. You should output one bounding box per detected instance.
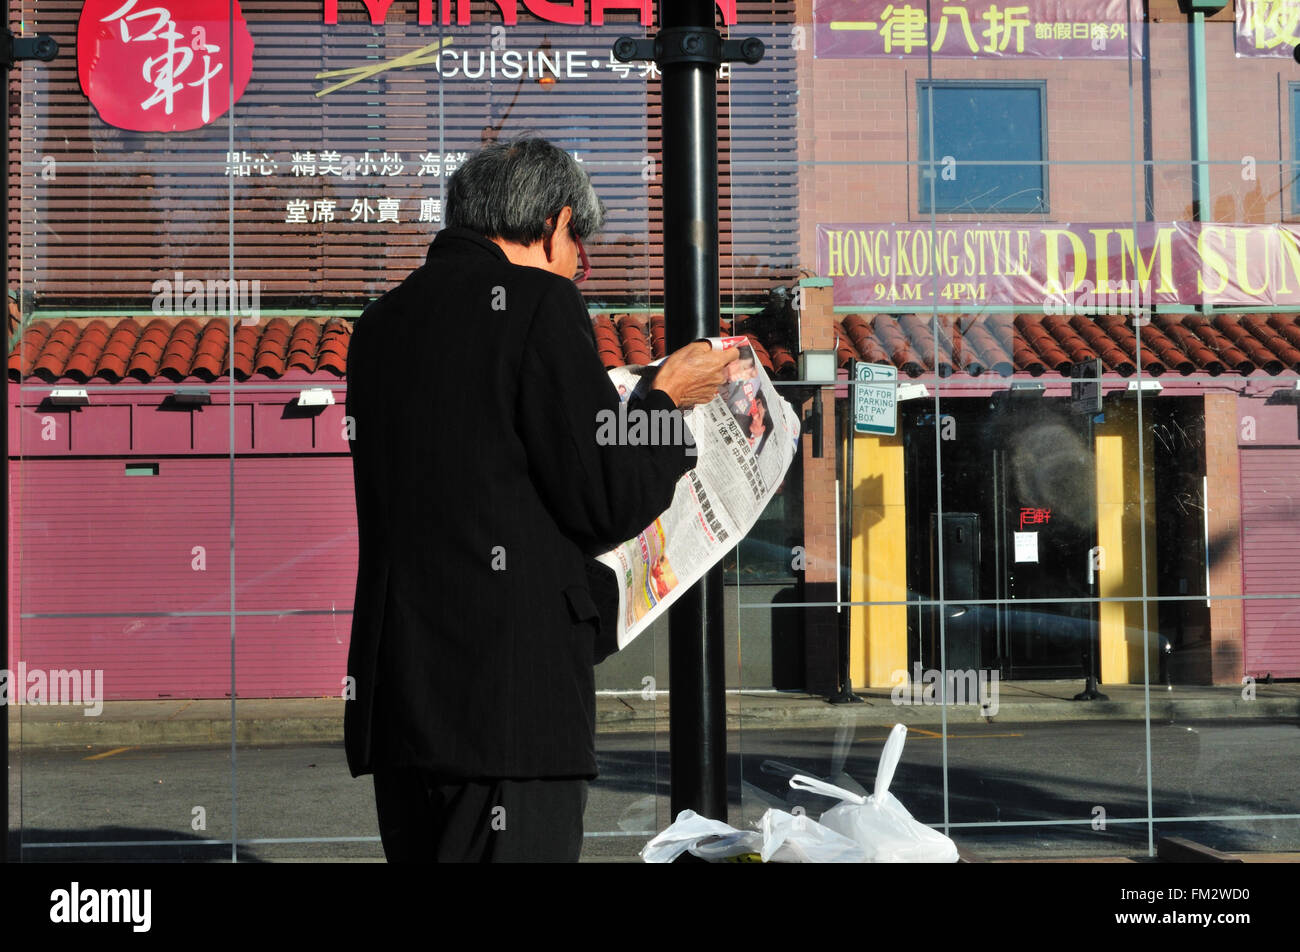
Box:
[4,1,1298,871]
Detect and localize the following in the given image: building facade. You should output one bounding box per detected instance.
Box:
[6,0,1300,859]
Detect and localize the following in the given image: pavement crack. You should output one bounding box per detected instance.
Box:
[166,701,195,720]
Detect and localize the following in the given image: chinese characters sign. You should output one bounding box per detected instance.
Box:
[1019,507,1052,530]
[1236,1,1300,57]
[224,150,470,226]
[818,222,1300,309]
[322,0,737,27]
[813,0,1144,59]
[77,0,255,132]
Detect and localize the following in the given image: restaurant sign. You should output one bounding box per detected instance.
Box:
[813,0,1144,59]
[322,0,738,26]
[78,0,255,132]
[1236,1,1300,57]
[818,222,1300,309]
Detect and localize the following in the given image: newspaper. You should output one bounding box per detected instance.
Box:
[597,336,802,649]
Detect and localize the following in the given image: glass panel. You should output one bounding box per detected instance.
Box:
[1139,15,1300,858]
[9,1,1300,868]
[10,0,244,855]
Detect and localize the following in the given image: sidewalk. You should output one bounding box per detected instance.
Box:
[7,679,1299,749]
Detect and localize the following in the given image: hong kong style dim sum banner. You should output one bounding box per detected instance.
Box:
[817,222,1300,309]
[813,0,1145,59]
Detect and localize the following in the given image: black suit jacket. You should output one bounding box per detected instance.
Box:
[344,227,692,780]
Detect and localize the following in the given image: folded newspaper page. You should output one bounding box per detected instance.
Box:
[597,336,802,650]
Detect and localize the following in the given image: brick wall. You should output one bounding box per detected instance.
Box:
[794,0,1290,239]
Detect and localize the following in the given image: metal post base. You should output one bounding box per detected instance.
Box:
[826,681,865,704]
[1072,675,1110,701]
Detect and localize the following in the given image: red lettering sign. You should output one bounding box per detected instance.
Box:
[78,0,255,133]
[323,0,736,26]
[1019,507,1052,530]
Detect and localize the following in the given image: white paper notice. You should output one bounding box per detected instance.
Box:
[1014,532,1039,563]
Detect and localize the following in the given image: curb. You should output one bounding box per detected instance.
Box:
[9,696,1298,749]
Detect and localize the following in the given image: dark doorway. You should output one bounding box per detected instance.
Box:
[904,396,1099,678]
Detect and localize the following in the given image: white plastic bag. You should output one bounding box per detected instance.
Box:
[759,809,867,863]
[640,809,762,863]
[640,807,863,863]
[788,723,959,863]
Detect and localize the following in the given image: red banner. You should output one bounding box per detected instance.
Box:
[1236,1,1300,57]
[817,222,1300,310]
[78,0,255,132]
[813,0,1144,59]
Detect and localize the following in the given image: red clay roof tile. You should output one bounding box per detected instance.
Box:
[748,338,776,374]
[1267,314,1300,356]
[1215,315,1283,374]
[832,312,1300,381]
[768,343,796,377]
[95,321,142,382]
[617,315,654,367]
[158,317,201,381]
[872,316,926,377]
[1246,315,1300,369]
[1186,317,1253,374]
[1154,315,1222,374]
[191,319,230,380]
[126,319,174,381]
[9,321,52,378]
[960,317,1014,376]
[62,320,111,382]
[16,307,1300,388]
[1015,316,1069,375]
[6,315,353,383]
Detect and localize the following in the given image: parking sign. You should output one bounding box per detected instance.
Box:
[854,362,898,435]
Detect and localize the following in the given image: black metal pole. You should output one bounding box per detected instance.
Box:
[659,0,727,821]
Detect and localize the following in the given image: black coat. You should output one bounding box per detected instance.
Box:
[344,228,692,780]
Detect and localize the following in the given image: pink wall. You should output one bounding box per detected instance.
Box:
[8,380,350,457]
[8,379,358,699]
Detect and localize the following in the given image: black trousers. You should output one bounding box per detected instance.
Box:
[372,768,589,863]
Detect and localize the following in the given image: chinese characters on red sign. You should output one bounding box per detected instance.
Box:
[321,0,737,27]
[1019,507,1052,530]
[813,0,1144,59]
[78,0,255,132]
[1236,1,1300,57]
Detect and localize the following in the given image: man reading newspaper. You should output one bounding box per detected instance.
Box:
[344,136,736,862]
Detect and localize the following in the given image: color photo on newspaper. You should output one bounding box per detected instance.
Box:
[598,337,801,649]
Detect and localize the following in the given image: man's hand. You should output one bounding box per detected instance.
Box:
[651,342,740,409]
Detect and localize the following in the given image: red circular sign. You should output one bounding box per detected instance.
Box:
[78,0,255,132]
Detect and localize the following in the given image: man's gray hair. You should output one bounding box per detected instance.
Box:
[445,136,606,244]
